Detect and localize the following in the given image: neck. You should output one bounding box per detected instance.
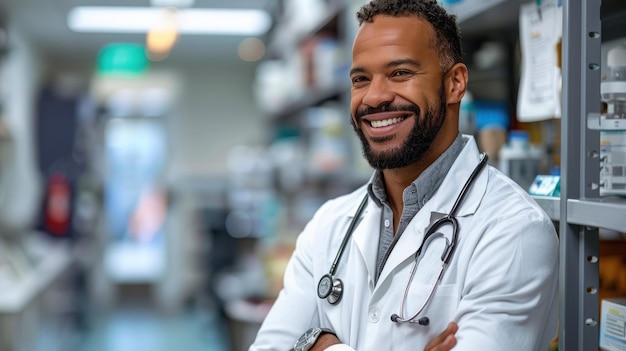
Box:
[380,164,425,228]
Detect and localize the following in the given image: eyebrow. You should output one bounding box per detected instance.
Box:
[349,58,422,77]
[387,58,421,69]
[349,67,366,77]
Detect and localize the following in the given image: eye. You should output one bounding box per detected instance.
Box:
[351,75,368,86]
[391,70,412,77]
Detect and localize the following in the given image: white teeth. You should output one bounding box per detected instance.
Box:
[370,117,404,128]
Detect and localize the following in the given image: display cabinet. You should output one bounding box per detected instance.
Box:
[560,0,626,350]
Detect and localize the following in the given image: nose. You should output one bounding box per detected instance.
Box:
[361,77,394,108]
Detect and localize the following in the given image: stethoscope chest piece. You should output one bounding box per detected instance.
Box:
[317,274,343,305]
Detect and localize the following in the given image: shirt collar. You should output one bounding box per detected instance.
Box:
[368,134,464,209]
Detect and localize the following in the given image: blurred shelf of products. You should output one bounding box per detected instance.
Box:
[247,1,626,351]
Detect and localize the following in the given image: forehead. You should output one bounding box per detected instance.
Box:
[352,15,436,60]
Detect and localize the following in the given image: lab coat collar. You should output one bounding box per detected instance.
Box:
[351,135,489,290]
[351,198,382,289]
[422,134,487,217]
[346,135,486,217]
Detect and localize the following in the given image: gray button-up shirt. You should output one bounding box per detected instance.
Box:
[367,134,464,283]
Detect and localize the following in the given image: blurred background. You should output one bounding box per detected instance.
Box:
[0,0,624,350]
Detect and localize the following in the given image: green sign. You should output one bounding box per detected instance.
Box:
[97,43,148,75]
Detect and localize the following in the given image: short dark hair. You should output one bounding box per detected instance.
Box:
[356,0,463,72]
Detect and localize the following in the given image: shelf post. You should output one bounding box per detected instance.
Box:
[560,0,602,350]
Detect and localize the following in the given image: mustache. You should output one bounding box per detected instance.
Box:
[355,103,421,120]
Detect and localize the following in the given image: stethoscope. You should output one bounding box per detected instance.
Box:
[317,153,489,326]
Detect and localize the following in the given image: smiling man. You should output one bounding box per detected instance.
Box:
[250,1,559,350]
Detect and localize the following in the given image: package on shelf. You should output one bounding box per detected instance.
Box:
[304,106,349,174]
[600,131,626,196]
[269,136,306,194]
[475,100,508,164]
[600,298,626,351]
[439,0,507,22]
[313,37,348,90]
[283,0,327,36]
[253,55,306,114]
[300,35,348,90]
[597,44,626,196]
[498,130,545,191]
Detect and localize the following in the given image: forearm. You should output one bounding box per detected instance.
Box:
[309,334,341,351]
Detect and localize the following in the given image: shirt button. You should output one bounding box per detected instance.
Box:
[384,219,390,228]
[369,308,381,323]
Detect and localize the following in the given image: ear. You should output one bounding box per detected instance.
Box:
[445,63,468,104]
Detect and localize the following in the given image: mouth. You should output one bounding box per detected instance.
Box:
[358,112,412,140]
[369,116,407,128]
[360,111,411,129]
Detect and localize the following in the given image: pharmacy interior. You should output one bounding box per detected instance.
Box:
[240,1,626,350]
[0,0,624,351]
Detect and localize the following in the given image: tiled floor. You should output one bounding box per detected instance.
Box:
[74,306,229,351]
[71,293,231,351]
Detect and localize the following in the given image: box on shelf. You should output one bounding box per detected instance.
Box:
[600,298,626,351]
[600,131,626,196]
[528,174,560,197]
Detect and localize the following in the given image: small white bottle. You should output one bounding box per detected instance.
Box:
[607,44,626,82]
[606,44,626,118]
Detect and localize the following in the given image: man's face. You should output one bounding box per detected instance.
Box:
[350,15,447,170]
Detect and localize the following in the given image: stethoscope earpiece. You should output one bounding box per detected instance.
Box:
[391,314,430,326]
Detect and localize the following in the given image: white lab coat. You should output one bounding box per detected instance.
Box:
[250,135,559,351]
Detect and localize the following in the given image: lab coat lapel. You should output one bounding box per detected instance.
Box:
[351,199,381,290]
[439,136,488,217]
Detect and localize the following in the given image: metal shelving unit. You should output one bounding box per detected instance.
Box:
[560,0,626,350]
[263,1,626,348]
[567,199,626,233]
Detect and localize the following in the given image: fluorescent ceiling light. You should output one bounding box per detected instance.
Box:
[68,7,272,35]
[151,0,195,7]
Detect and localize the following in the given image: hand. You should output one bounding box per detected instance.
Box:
[424,322,458,351]
[309,332,341,351]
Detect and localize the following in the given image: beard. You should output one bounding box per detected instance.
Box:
[351,83,447,170]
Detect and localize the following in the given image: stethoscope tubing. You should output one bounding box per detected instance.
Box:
[449,152,489,217]
[319,153,489,324]
[328,194,369,277]
[393,152,488,324]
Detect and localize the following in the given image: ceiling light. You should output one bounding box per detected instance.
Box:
[237,38,266,62]
[146,8,179,61]
[151,0,195,7]
[68,7,272,36]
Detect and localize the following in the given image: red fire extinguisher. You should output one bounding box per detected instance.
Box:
[45,173,71,236]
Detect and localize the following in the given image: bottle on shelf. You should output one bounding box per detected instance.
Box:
[605,44,626,119]
[498,130,544,191]
[591,44,626,196]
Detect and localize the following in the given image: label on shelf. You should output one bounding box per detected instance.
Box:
[528,175,561,197]
[600,298,626,351]
[600,130,626,196]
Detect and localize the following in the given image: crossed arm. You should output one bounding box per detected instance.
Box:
[308,322,459,351]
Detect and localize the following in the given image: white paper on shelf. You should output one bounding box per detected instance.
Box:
[517,1,563,122]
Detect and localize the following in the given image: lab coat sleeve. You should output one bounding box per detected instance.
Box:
[453,196,559,351]
[325,345,356,351]
[249,205,325,351]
